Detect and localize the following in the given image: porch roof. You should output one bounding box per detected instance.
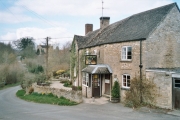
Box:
[82,64,113,74]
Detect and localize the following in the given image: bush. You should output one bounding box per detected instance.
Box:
[0,63,25,85]
[72,86,82,91]
[63,81,72,87]
[111,81,120,98]
[28,87,34,94]
[56,70,65,75]
[124,75,158,108]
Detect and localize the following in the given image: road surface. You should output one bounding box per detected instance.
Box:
[0,86,179,120]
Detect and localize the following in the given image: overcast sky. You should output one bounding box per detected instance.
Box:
[0,0,179,48]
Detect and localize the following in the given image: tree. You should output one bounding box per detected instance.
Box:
[13,37,35,50]
[13,37,36,59]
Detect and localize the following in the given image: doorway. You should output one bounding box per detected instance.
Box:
[173,78,180,109]
[92,74,100,97]
[105,74,111,95]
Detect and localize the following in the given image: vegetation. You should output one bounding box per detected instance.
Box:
[72,86,82,91]
[48,42,71,77]
[16,89,77,106]
[124,75,158,108]
[0,82,20,90]
[0,42,25,89]
[111,81,120,98]
[13,37,34,51]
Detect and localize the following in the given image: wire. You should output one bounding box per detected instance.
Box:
[0,1,24,26]
[19,4,61,28]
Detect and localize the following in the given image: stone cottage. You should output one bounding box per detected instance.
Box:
[71,3,180,109]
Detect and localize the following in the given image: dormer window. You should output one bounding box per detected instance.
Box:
[121,46,132,61]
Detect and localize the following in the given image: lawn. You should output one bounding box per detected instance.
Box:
[16,90,77,106]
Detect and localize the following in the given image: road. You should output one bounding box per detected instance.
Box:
[0,86,179,120]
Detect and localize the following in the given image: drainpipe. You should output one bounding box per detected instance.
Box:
[78,50,79,87]
[139,40,143,103]
[110,74,112,101]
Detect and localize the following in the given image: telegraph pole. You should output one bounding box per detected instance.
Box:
[46,37,50,80]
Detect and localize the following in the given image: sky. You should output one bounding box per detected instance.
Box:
[0,0,180,48]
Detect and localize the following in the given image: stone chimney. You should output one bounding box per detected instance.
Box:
[100,17,110,28]
[85,24,93,35]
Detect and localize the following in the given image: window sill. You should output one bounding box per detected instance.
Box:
[120,60,132,62]
[82,84,88,87]
[121,87,130,90]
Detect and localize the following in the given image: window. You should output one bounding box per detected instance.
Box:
[74,66,76,77]
[121,46,132,60]
[122,74,130,88]
[175,79,180,88]
[83,72,89,87]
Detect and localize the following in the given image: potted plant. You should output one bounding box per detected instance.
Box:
[111,81,120,103]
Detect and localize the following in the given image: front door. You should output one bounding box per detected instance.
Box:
[105,74,111,95]
[173,78,180,109]
[92,75,100,97]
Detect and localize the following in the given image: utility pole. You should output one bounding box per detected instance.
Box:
[46,37,50,80]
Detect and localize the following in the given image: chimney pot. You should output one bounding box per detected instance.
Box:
[85,24,93,35]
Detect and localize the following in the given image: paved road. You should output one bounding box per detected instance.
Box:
[0,86,179,120]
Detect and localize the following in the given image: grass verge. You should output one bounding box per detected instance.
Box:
[16,90,77,106]
[0,82,20,90]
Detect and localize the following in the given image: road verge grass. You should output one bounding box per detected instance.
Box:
[16,89,77,106]
[0,82,20,90]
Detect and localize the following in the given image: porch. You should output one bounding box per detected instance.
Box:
[82,64,113,98]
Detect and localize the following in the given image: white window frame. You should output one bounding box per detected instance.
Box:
[122,74,130,88]
[74,66,76,77]
[121,46,132,61]
[83,72,89,87]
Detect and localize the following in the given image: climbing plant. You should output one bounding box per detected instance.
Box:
[70,41,77,80]
[124,75,159,108]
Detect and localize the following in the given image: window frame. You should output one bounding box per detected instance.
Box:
[83,72,89,87]
[122,74,131,89]
[121,46,132,61]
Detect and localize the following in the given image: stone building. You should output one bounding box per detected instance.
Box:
[71,3,180,109]
[37,45,53,55]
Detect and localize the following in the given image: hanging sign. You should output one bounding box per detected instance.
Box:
[85,55,97,65]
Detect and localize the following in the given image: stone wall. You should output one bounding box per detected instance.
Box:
[145,6,180,68]
[31,84,82,103]
[146,71,172,109]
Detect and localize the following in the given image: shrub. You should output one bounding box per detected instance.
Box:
[111,81,120,98]
[63,81,72,87]
[0,63,25,85]
[56,70,65,75]
[72,86,82,91]
[28,87,34,94]
[124,75,158,108]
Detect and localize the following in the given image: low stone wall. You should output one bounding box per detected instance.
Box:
[31,83,82,103]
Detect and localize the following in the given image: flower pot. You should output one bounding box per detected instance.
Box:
[111,98,120,103]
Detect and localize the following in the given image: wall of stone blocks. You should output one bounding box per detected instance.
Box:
[145,6,180,68]
[146,71,172,109]
[82,85,92,98]
[30,84,83,103]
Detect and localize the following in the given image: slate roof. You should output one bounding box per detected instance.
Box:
[74,3,178,49]
[82,64,113,74]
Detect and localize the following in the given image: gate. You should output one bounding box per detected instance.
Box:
[173,78,180,109]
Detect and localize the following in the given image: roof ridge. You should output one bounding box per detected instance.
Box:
[131,2,176,17]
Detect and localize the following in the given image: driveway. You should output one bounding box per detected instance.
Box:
[0,86,179,120]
